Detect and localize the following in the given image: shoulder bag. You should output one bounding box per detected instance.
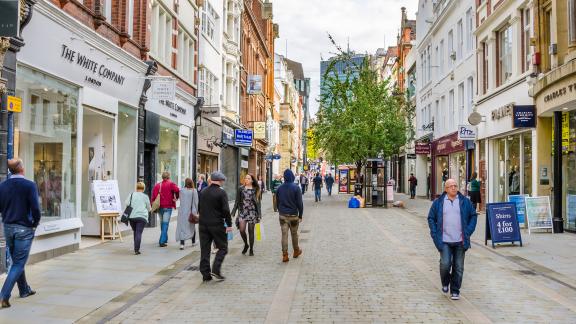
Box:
[151,182,162,212]
[121,193,133,225]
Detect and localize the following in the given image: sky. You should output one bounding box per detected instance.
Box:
[273,0,419,117]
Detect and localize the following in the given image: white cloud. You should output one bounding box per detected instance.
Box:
[273,0,419,116]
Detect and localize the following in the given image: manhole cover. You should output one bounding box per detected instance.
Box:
[186,265,199,271]
[518,270,537,276]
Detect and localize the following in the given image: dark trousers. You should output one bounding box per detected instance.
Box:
[314,188,321,201]
[1,224,34,300]
[301,184,306,193]
[327,185,333,195]
[439,243,466,294]
[199,224,228,278]
[272,193,278,212]
[129,218,147,252]
[410,186,416,198]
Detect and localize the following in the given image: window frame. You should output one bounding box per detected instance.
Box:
[497,24,513,86]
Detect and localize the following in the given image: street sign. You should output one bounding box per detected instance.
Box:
[0,0,19,37]
[485,202,522,248]
[234,129,253,147]
[7,96,21,112]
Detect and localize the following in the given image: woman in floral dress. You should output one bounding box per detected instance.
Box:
[231,174,261,256]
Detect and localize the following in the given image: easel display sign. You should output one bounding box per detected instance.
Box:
[524,196,553,234]
[92,180,122,214]
[508,195,527,227]
[485,202,522,248]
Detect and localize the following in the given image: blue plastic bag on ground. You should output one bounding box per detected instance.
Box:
[348,197,360,208]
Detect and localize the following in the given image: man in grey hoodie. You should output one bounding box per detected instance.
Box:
[276,169,304,262]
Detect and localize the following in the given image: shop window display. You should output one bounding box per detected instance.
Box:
[158,119,179,183]
[436,156,448,194]
[14,65,78,222]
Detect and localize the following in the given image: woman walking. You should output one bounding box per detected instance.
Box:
[176,178,199,250]
[231,174,261,256]
[126,182,151,255]
[257,174,265,199]
[469,172,482,210]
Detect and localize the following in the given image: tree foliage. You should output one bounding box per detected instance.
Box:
[313,37,408,168]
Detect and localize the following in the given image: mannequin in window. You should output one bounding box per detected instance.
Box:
[509,165,520,195]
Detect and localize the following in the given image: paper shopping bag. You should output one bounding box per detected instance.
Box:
[255,222,264,241]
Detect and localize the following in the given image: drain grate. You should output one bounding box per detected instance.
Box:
[518,270,537,276]
[186,265,199,271]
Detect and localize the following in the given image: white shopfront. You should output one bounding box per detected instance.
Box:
[14,1,148,256]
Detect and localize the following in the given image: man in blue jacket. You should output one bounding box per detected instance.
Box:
[0,159,41,308]
[276,169,303,263]
[427,178,477,301]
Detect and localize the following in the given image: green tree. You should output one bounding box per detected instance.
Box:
[314,37,408,173]
[306,128,318,161]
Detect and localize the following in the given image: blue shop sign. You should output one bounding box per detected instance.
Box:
[485,202,523,248]
[512,105,536,128]
[222,125,235,146]
[235,129,253,147]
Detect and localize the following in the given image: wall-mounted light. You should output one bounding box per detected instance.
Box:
[205,136,228,151]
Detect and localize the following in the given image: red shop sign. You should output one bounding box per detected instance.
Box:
[415,142,431,155]
[433,132,465,155]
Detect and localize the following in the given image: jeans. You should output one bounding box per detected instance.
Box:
[410,186,416,198]
[1,224,35,300]
[439,242,466,294]
[159,208,172,245]
[301,184,306,193]
[314,188,321,201]
[199,224,228,278]
[129,218,147,252]
[279,215,300,253]
[327,185,332,195]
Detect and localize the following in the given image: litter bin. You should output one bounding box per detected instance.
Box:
[354,183,363,196]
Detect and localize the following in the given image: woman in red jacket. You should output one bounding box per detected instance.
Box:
[152,171,180,247]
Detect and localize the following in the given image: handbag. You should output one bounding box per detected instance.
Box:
[151,182,162,212]
[188,213,199,224]
[121,193,133,225]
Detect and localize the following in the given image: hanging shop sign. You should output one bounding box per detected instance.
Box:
[524,196,553,234]
[415,142,431,155]
[0,0,19,37]
[235,129,253,147]
[92,180,122,214]
[485,202,523,248]
[149,78,176,101]
[457,125,478,140]
[512,105,536,128]
[247,75,262,95]
[508,194,527,227]
[6,96,22,113]
[222,125,235,146]
[253,122,266,139]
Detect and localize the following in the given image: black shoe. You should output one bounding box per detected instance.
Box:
[135,251,141,255]
[211,272,226,281]
[1,299,10,308]
[20,290,36,298]
[249,250,254,256]
[159,243,167,247]
[202,276,213,282]
[242,244,249,255]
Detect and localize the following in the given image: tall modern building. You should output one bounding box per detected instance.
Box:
[320,53,367,100]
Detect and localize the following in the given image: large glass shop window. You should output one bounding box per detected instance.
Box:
[117,104,138,201]
[14,65,79,222]
[157,119,179,183]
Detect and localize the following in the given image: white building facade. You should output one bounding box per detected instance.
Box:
[416,0,476,198]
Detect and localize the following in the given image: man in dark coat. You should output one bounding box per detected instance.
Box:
[325,173,335,196]
[276,169,304,262]
[312,173,323,202]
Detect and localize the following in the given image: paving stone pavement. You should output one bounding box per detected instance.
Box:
[105,191,576,324]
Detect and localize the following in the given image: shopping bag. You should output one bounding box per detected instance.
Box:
[255,222,265,241]
[225,222,234,241]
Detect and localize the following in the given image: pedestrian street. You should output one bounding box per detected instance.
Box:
[67,191,576,323]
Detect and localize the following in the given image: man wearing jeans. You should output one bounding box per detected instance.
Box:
[276,169,303,263]
[0,159,41,308]
[151,172,180,247]
[427,179,477,300]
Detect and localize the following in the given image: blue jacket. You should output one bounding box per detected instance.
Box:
[276,169,303,218]
[0,176,42,228]
[427,192,477,250]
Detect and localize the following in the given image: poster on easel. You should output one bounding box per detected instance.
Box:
[524,196,553,234]
[92,180,122,214]
[508,194,527,227]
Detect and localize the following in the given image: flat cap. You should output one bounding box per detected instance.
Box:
[210,171,227,181]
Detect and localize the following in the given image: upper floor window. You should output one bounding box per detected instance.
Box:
[498,24,513,86]
[177,29,196,82]
[151,2,173,66]
[439,39,445,74]
[569,0,576,45]
[457,19,463,60]
[202,2,219,43]
[199,68,218,106]
[448,30,454,66]
[481,41,488,94]
[466,8,474,51]
[522,8,532,73]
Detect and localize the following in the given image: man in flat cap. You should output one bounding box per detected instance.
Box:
[198,171,232,282]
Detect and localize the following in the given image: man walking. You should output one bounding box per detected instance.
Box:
[299,173,308,194]
[408,173,418,199]
[0,159,41,308]
[325,173,335,196]
[427,179,478,300]
[276,169,303,262]
[312,173,323,202]
[270,174,283,212]
[198,172,232,282]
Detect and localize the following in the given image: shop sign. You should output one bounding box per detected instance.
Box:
[222,125,235,145]
[253,122,266,139]
[415,142,431,155]
[407,154,417,159]
[524,196,553,234]
[457,125,477,140]
[19,12,146,107]
[149,78,176,101]
[485,202,523,248]
[491,103,514,120]
[6,96,21,113]
[147,96,195,126]
[91,180,122,214]
[235,129,253,147]
[512,105,536,128]
[247,75,262,95]
[241,160,249,169]
[433,133,464,155]
[543,81,576,103]
[0,0,19,37]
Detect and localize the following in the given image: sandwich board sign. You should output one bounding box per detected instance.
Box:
[524,196,553,234]
[485,202,522,248]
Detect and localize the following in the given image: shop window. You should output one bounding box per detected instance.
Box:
[497,24,513,86]
[158,119,180,183]
[180,136,190,187]
[117,105,138,202]
[523,135,532,196]
[15,65,78,222]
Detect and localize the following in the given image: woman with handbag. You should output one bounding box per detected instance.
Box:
[176,178,199,250]
[231,174,261,256]
[125,182,151,255]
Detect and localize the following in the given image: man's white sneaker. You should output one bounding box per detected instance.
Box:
[450,293,460,300]
[442,286,449,293]
[180,245,184,250]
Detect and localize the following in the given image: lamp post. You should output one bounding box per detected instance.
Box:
[192,97,204,182]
